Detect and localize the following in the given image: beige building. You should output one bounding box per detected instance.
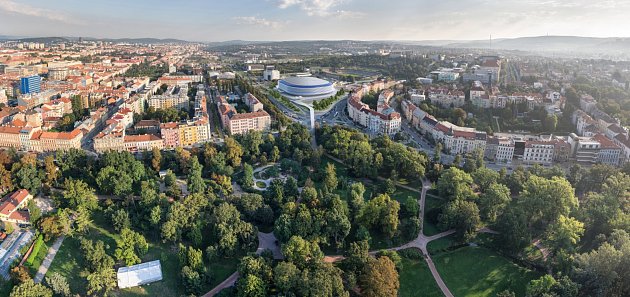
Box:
[228,111,271,135]
[0,189,32,224]
[124,134,164,153]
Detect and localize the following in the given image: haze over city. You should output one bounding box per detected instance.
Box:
[1,0,630,41]
[0,1,629,297]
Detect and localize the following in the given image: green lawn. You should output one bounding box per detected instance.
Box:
[256,181,267,188]
[427,235,455,256]
[399,257,442,297]
[390,187,419,204]
[25,236,49,276]
[47,212,239,297]
[434,246,540,297]
[423,195,446,236]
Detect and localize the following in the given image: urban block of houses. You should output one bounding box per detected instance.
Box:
[216,93,271,135]
[427,87,466,108]
[147,85,189,111]
[346,80,402,136]
[402,99,576,165]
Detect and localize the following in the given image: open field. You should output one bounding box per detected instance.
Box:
[399,257,443,297]
[434,246,540,297]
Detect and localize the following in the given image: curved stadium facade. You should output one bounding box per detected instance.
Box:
[278,77,336,99]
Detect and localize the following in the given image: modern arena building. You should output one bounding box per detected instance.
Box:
[277,76,337,100]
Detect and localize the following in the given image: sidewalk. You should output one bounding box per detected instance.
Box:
[33,236,65,283]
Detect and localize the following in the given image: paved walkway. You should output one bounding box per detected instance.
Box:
[252,164,287,190]
[203,231,282,297]
[323,178,455,297]
[202,272,239,297]
[33,235,65,283]
[204,167,457,296]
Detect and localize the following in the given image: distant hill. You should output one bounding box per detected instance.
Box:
[17,37,70,43]
[443,36,630,56]
[88,37,191,44]
[10,36,191,44]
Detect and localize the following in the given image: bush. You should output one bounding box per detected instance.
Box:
[426,207,442,226]
[398,248,424,260]
[26,235,45,266]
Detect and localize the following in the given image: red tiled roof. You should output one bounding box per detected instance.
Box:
[124,134,162,142]
[0,189,30,216]
[39,129,82,140]
[593,134,620,149]
[230,111,270,120]
[8,210,30,223]
[0,126,23,134]
[160,122,178,129]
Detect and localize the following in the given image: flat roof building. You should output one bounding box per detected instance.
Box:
[117,260,163,289]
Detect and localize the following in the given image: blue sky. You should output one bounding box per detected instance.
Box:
[1,0,628,41]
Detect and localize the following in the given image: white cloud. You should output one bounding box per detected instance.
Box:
[233,16,285,29]
[0,0,78,24]
[277,0,363,17]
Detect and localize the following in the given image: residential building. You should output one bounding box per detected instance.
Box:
[124,134,164,153]
[593,134,621,166]
[568,133,601,164]
[346,80,402,136]
[217,93,271,135]
[228,111,272,135]
[148,85,189,111]
[19,75,41,94]
[0,189,32,225]
[523,141,555,164]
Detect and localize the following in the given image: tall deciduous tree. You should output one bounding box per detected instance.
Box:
[225,137,243,167]
[44,155,58,185]
[519,176,577,226]
[545,215,584,254]
[438,199,481,242]
[187,156,205,194]
[282,236,323,268]
[323,163,338,191]
[115,228,149,266]
[358,194,400,238]
[62,179,98,211]
[478,183,511,223]
[437,167,476,202]
[9,279,52,297]
[151,147,161,172]
[360,256,400,297]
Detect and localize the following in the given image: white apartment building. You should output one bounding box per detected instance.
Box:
[523,141,555,164]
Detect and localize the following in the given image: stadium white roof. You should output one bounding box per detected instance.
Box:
[117,260,163,289]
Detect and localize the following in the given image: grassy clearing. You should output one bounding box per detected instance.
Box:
[399,255,442,297]
[427,235,455,256]
[47,212,239,297]
[423,195,446,237]
[434,246,540,297]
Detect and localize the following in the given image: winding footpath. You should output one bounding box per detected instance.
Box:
[204,177,456,297]
[202,231,283,297]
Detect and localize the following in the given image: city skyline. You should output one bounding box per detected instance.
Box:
[1,0,629,42]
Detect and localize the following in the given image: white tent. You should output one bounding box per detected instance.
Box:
[117,260,163,289]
